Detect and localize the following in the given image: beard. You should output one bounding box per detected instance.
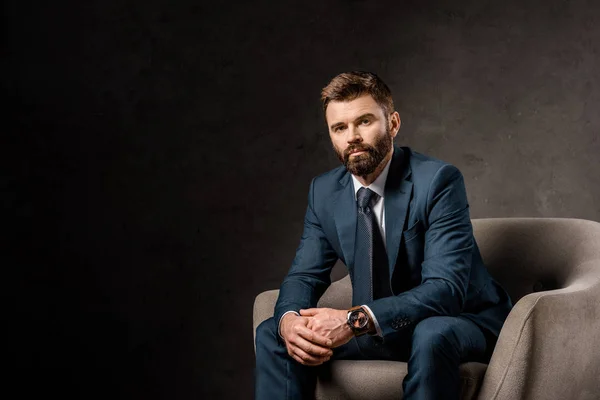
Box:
[333,128,393,177]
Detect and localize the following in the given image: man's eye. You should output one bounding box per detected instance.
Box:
[361,119,370,125]
[334,126,345,132]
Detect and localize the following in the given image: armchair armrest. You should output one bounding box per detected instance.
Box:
[478,259,600,400]
[253,289,279,346]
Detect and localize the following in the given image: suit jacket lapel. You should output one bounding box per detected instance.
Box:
[333,172,357,268]
[384,147,413,274]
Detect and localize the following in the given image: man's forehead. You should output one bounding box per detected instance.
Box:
[326,94,382,122]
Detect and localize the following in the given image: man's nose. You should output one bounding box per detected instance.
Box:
[347,125,362,143]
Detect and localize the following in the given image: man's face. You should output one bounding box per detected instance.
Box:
[326,94,398,177]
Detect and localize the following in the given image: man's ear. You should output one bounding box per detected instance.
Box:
[389,111,401,137]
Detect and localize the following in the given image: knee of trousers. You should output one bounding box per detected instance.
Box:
[410,316,461,358]
[255,317,282,351]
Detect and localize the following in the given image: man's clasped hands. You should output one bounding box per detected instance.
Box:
[280,308,354,366]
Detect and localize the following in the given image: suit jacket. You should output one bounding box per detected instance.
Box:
[274,146,512,341]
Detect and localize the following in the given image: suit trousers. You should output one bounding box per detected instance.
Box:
[255,315,494,400]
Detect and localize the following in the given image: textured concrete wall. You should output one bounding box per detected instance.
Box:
[4,0,599,398]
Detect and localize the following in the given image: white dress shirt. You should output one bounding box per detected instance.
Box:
[279,156,393,337]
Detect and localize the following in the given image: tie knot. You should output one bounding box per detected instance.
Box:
[357,187,378,210]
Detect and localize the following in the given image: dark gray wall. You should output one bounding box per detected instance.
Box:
[4,0,599,398]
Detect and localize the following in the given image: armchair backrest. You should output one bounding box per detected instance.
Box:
[472,218,600,304]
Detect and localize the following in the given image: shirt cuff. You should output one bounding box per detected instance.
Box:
[278,311,300,338]
[361,304,383,337]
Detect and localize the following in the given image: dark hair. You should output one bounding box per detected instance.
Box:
[321,71,394,116]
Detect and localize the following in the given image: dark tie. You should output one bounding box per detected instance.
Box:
[353,187,391,306]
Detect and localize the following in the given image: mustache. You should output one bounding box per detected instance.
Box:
[343,144,375,159]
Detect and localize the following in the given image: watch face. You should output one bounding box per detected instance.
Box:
[349,310,368,329]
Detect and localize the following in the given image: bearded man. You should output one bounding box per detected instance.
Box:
[254,71,512,400]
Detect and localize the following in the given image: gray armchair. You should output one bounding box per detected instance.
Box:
[253,218,600,399]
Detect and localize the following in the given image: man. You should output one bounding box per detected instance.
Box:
[255,71,512,399]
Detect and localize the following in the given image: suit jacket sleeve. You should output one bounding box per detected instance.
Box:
[366,164,473,339]
[273,178,338,325]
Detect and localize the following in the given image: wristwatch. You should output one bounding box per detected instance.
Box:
[346,306,374,336]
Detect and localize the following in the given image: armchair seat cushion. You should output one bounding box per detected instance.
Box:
[316,360,487,400]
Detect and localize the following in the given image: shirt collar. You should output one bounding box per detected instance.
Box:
[351,155,393,200]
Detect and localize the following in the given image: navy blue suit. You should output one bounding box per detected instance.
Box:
[255,146,512,399]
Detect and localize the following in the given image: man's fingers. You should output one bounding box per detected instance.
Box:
[299,308,319,316]
[290,353,325,366]
[290,353,307,365]
[296,325,333,348]
[290,346,330,366]
[293,335,333,357]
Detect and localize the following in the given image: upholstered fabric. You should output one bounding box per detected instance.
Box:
[314,361,488,400]
[253,218,600,399]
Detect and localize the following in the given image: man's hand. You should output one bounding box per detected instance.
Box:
[300,308,354,348]
[280,313,334,366]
